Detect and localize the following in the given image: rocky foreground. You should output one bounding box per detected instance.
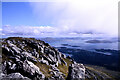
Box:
[1,37,85,80]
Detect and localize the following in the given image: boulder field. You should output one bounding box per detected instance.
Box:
[1,37,85,80]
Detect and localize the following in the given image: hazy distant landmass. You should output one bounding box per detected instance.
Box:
[61,44,80,47]
[86,39,112,43]
[57,47,119,71]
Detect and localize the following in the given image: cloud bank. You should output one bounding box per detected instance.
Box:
[2,25,117,38]
[2,0,119,38]
[28,0,118,37]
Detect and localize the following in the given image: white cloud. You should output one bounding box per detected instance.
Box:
[29,0,118,37]
[2,25,116,38]
[3,25,55,34]
[2,0,119,38]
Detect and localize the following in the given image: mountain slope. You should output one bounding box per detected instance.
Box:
[1,37,85,80]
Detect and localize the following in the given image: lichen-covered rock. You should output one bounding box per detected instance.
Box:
[2,37,66,66]
[2,37,85,80]
[67,63,85,80]
[2,60,45,79]
[22,60,45,79]
[38,59,49,65]
[2,61,17,74]
[1,73,31,80]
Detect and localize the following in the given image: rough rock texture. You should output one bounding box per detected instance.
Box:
[1,37,85,80]
[67,63,85,80]
[1,73,31,80]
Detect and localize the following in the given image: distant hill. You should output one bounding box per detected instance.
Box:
[86,39,112,43]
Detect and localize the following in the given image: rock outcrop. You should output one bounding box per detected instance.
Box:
[1,37,85,80]
[1,73,31,80]
[67,63,85,80]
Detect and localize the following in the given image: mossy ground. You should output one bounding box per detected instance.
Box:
[85,64,120,80]
[36,62,52,77]
[57,58,73,78]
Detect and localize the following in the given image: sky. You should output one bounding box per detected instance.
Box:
[2,0,119,38]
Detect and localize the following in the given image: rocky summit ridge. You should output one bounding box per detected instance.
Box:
[1,37,85,80]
